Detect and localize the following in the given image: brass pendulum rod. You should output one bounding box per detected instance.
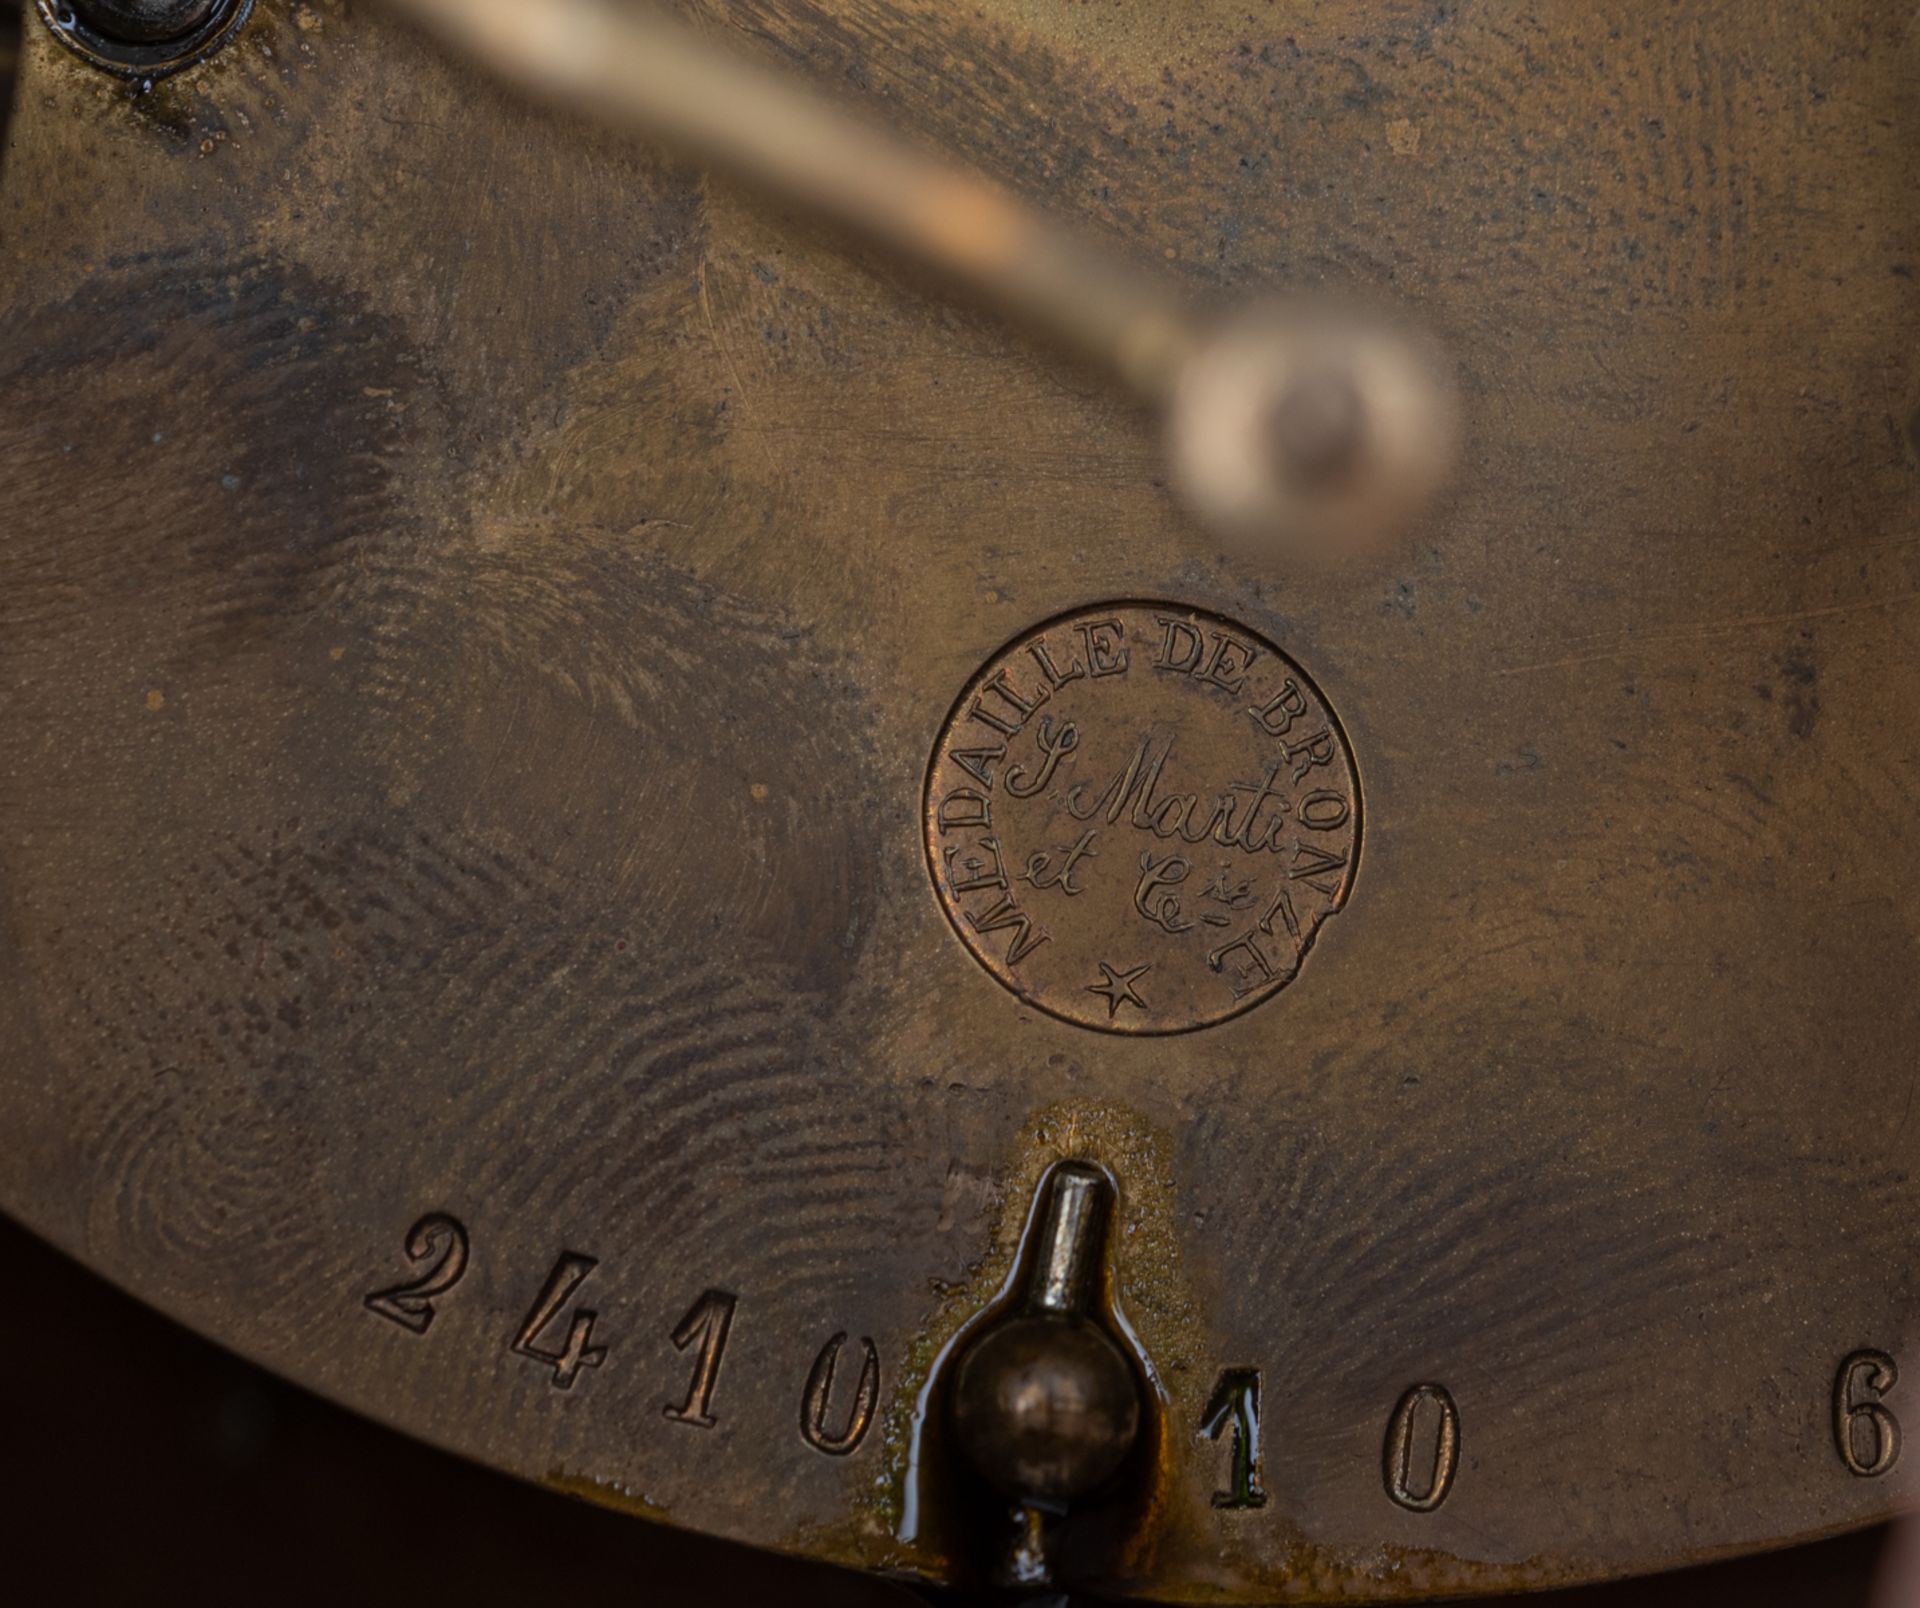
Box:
[378,0,1458,554]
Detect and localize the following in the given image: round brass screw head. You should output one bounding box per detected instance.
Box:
[68,0,218,42]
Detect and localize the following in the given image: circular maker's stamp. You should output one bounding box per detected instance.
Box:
[925,602,1361,1034]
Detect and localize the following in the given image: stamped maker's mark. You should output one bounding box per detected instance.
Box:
[925,603,1361,1033]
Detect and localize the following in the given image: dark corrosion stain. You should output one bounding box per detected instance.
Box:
[0,232,898,1349]
[1777,651,1821,740]
[44,1,705,435]
[406,531,888,999]
[1752,651,1821,741]
[0,247,437,666]
[0,245,883,1126]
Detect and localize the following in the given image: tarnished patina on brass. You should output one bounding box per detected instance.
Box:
[0,1,1915,1602]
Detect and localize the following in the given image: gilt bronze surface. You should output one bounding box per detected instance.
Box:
[0,1,1915,1600]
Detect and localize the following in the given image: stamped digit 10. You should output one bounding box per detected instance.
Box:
[1384,1383,1460,1512]
[666,1289,738,1428]
[801,1333,881,1455]
[1834,1350,1900,1477]
[1199,1368,1267,1510]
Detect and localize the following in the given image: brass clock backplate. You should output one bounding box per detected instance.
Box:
[0,1,1916,1600]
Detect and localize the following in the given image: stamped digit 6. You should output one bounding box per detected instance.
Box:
[1834,1350,1900,1478]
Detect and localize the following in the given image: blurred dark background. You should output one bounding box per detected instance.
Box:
[0,1214,1887,1607]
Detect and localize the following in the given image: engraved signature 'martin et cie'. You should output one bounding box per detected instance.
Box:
[926,603,1360,1034]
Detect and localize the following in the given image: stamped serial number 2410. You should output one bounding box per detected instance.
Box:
[362,1212,1903,1510]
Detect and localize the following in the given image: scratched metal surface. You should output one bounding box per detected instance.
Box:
[0,0,1915,1600]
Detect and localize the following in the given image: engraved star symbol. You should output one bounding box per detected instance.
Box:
[1086,960,1150,1019]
